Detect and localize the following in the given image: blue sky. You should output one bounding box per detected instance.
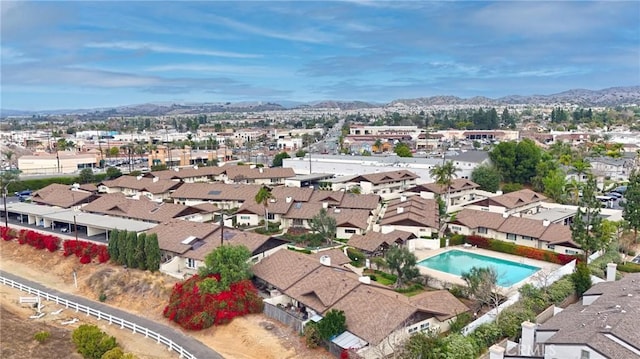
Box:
[1,1,639,110]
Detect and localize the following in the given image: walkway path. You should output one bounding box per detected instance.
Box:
[0,270,223,359]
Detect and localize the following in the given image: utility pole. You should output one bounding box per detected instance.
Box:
[219,212,225,246]
[74,214,78,242]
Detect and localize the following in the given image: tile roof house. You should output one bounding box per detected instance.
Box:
[170,182,263,209]
[465,189,547,216]
[347,230,417,255]
[406,178,480,207]
[379,196,439,249]
[30,183,99,209]
[81,193,210,223]
[146,219,287,278]
[449,208,582,255]
[532,273,640,359]
[144,165,226,183]
[97,176,182,202]
[253,249,469,359]
[281,203,373,239]
[223,166,295,185]
[331,170,419,197]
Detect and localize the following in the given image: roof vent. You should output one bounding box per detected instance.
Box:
[153,177,159,183]
[502,212,509,218]
[323,202,329,209]
[400,195,407,202]
[286,196,292,203]
[136,175,143,180]
[320,255,331,266]
[358,276,371,284]
[397,207,404,214]
[334,208,341,213]
[181,236,198,245]
[543,219,550,227]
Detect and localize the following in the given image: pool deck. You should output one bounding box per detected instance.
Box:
[414,245,561,295]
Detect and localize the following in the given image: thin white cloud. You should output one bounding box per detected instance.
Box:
[146,63,289,77]
[205,14,333,44]
[85,41,261,59]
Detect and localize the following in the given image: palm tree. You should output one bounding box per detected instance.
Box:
[373,139,383,153]
[429,160,460,212]
[571,159,591,182]
[565,179,582,205]
[254,185,273,230]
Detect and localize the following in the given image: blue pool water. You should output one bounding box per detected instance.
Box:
[418,250,540,287]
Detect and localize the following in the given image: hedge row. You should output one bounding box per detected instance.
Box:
[462,235,580,265]
[2,227,60,252]
[618,262,640,273]
[63,240,110,264]
[7,174,108,194]
[163,274,263,330]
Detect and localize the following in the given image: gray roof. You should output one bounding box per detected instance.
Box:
[289,173,336,181]
[301,151,490,166]
[524,208,577,222]
[538,273,640,358]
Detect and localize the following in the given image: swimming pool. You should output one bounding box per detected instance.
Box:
[418,250,540,287]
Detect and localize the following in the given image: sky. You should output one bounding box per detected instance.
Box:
[1,1,639,111]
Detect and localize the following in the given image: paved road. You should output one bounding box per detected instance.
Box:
[0,270,223,359]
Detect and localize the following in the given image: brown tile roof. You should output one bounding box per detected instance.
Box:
[327,208,371,230]
[31,184,98,208]
[309,248,352,266]
[188,202,220,214]
[147,166,225,180]
[452,208,507,230]
[81,193,203,223]
[284,202,325,220]
[225,166,295,181]
[485,189,547,209]
[270,187,314,202]
[286,266,361,313]
[331,285,418,345]
[146,219,276,261]
[538,273,640,359]
[381,197,439,229]
[408,178,479,195]
[99,176,182,194]
[338,193,380,211]
[252,249,322,290]
[348,170,419,185]
[409,290,470,321]
[497,216,548,238]
[347,230,416,253]
[79,183,98,192]
[539,223,578,247]
[309,190,345,205]
[171,182,262,201]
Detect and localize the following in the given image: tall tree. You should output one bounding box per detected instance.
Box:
[571,176,605,261]
[198,245,252,294]
[384,246,419,288]
[429,160,460,211]
[394,142,413,157]
[116,230,128,265]
[489,141,517,183]
[134,232,147,270]
[144,233,161,271]
[310,208,337,245]
[571,158,591,181]
[461,266,501,311]
[623,170,640,243]
[542,169,567,203]
[514,139,542,183]
[107,229,120,264]
[471,165,501,192]
[254,185,273,230]
[125,231,137,268]
[77,168,95,184]
[272,152,290,167]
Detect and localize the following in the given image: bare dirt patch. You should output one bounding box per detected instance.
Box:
[0,238,332,359]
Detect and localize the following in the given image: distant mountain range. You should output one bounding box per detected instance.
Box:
[2,86,639,118]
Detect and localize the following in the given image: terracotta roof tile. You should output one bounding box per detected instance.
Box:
[99,176,182,194]
[485,189,546,209]
[171,182,262,201]
[348,170,419,185]
[31,184,98,208]
[82,193,204,223]
[408,178,479,195]
[347,230,416,252]
[382,197,439,228]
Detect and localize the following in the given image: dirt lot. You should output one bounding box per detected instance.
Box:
[0,238,331,359]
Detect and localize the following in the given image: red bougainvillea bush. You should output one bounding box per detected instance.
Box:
[3,227,60,252]
[163,274,263,330]
[63,240,110,264]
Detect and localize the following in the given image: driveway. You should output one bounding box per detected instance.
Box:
[0,270,224,359]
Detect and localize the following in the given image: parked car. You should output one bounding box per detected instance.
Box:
[15,189,32,197]
[605,192,623,199]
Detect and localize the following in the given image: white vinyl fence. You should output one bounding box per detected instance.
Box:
[0,275,196,359]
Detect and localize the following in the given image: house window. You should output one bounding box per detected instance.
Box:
[580,350,590,359]
[507,233,516,240]
[186,258,196,269]
[345,229,356,234]
[547,244,555,250]
[477,227,487,234]
[407,327,418,334]
[293,219,304,227]
[419,322,430,331]
[521,236,533,241]
[566,249,579,255]
[240,216,250,220]
[450,226,462,231]
[267,213,275,220]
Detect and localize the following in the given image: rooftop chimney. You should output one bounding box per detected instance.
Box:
[153,177,159,183]
[520,321,536,356]
[606,263,617,282]
[136,175,143,180]
[323,202,329,209]
[543,219,550,227]
[397,207,404,214]
[319,255,331,266]
[358,276,371,285]
[259,167,264,173]
[400,195,407,202]
[489,345,505,359]
[502,212,509,218]
[286,196,292,203]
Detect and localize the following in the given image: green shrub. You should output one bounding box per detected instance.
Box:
[34,331,51,343]
[346,247,365,267]
[303,323,321,349]
[99,293,107,302]
[448,284,467,299]
[72,324,118,359]
[618,262,640,273]
[449,234,466,246]
[439,237,446,248]
[547,277,575,304]
[470,322,502,348]
[496,307,535,339]
[571,262,592,296]
[449,312,473,334]
[395,283,424,294]
[501,183,523,193]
